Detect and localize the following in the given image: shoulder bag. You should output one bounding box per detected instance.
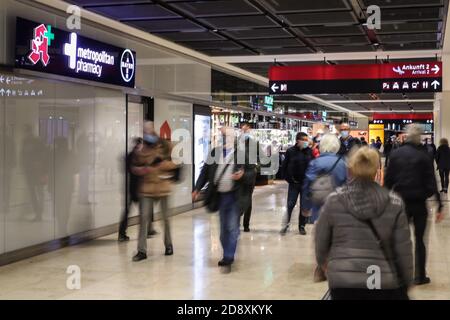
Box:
[309,156,342,206]
[204,163,231,213]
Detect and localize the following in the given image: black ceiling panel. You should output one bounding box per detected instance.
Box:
[377,22,441,34]
[383,42,440,50]
[223,28,292,39]
[199,15,278,29]
[154,31,225,41]
[310,35,370,45]
[378,33,440,43]
[257,46,314,55]
[382,7,443,22]
[87,4,178,20]
[280,11,358,26]
[243,37,304,48]
[360,0,444,8]
[202,48,258,56]
[178,40,242,50]
[319,45,376,52]
[300,25,365,36]
[127,19,205,32]
[171,0,261,17]
[260,0,349,13]
[68,0,149,5]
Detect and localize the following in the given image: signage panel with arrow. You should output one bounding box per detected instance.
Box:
[269,61,443,94]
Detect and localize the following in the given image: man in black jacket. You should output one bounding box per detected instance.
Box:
[337,122,361,156]
[192,127,256,268]
[238,122,258,233]
[385,124,443,285]
[280,132,313,235]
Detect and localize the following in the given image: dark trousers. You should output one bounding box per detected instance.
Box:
[404,200,428,280]
[439,169,450,190]
[330,288,409,300]
[242,185,255,229]
[119,198,138,236]
[119,197,155,237]
[282,183,307,230]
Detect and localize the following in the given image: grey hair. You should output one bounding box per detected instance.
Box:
[406,123,423,145]
[319,134,341,154]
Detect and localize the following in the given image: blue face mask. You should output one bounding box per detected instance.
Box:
[341,131,349,139]
[300,141,309,149]
[143,134,158,144]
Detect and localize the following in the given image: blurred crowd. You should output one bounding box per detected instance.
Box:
[121,120,447,300]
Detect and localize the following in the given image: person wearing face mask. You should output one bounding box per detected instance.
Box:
[338,122,361,156]
[131,121,178,262]
[280,132,313,235]
[193,126,256,268]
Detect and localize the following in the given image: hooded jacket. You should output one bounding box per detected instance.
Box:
[315,180,413,290]
[132,138,177,198]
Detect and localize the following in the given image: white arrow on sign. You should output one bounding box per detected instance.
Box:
[431,80,440,89]
[432,65,440,74]
[271,83,279,93]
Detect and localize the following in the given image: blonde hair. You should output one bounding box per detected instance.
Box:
[348,147,380,180]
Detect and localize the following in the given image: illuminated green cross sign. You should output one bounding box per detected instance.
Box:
[44,25,55,46]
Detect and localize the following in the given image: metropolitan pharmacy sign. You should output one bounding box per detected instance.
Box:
[15,17,136,88]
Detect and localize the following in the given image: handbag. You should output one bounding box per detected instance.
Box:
[309,156,342,206]
[204,163,231,213]
[362,219,405,288]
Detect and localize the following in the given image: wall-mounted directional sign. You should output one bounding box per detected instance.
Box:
[15,17,136,88]
[269,62,442,94]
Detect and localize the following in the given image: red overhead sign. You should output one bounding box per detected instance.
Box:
[268,61,442,94]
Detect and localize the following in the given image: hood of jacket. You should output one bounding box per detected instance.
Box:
[339,179,390,221]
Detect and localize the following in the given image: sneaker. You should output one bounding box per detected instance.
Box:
[118,234,130,242]
[279,226,288,235]
[299,226,307,235]
[165,245,174,256]
[132,252,147,262]
[244,227,250,232]
[218,258,234,267]
[414,277,431,285]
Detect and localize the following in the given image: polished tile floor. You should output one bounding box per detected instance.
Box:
[0,181,449,300]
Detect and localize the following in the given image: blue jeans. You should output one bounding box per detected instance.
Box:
[282,183,307,229]
[219,192,240,261]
